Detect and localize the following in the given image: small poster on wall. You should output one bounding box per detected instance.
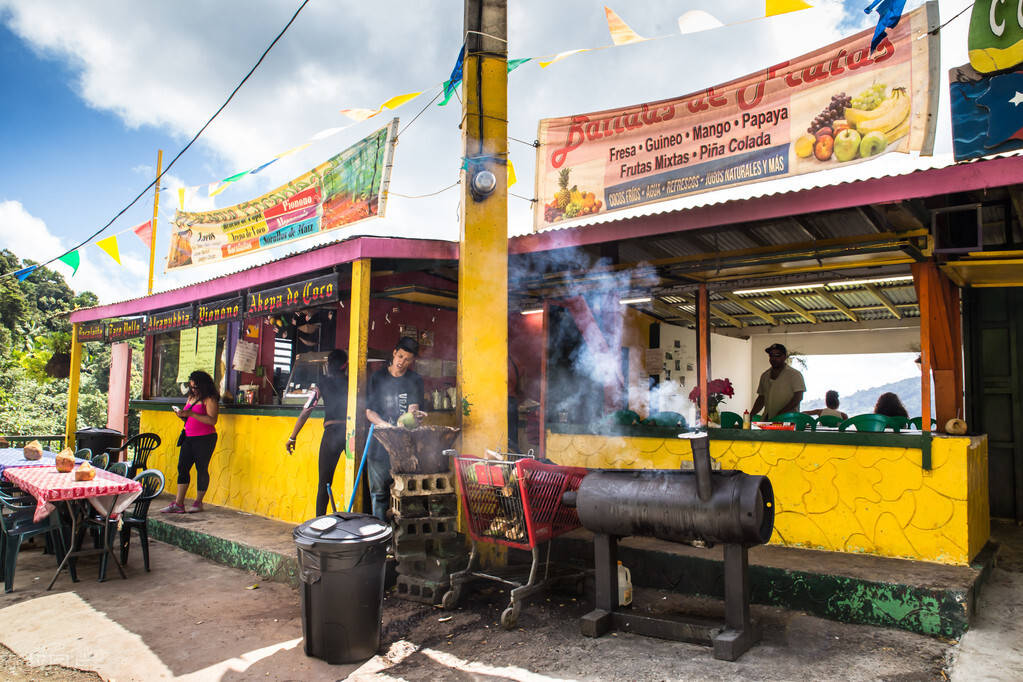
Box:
[645,349,662,374]
[233,340,259,372]
[419,329,434,347]
[399,324,417,339]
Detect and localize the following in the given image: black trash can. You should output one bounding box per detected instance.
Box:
[294,512,393,664]
[74,427,124,456]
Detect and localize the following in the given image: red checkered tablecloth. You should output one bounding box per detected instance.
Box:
[3,465,143,522]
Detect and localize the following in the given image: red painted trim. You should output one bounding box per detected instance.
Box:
[70,237,458,323]
[509,156,1023,254]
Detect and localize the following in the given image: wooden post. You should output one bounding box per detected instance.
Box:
[916,268,932,434]
[345,259,372,511]
[698,284,710,426]
[148,150,162,295]
[64,323,83,449]
[539,300,550,460]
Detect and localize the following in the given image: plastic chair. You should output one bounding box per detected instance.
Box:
[107,461,130,478]
[909,417,938,430]
[73,448,92,462]
[117,470,166,574]
[90,452,109,470]
[772,412,815,431]
[816,414,844,428]
[645,411,687,428]
[885,416,910,433]
[718,411,743,429]
[0,489,68,593]
[839,414,889,432]
[107,433,162,479]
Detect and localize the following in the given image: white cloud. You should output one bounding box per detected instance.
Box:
[0,200,145,305]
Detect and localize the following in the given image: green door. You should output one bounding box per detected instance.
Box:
[965,287,1023,520]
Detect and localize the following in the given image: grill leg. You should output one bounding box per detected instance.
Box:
[581,532,617,637]
[712,543,761,661]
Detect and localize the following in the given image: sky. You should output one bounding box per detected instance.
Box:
[802,352,920,402]
[0,1,975,304]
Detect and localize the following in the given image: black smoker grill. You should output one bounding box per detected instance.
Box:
[563,433,774,661]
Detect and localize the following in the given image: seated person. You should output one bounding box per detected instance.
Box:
[804,390,848,421]
[874,392,909,418]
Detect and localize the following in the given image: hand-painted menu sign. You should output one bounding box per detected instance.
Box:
[969,0,1023,72]
[107,318,144,342]
[145,305,194,335]
[246,274,338,316]
[77,321,106,342]
[196,296,243,325]
[533,4,937,230]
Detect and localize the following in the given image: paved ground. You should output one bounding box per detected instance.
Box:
[0,532,994,682]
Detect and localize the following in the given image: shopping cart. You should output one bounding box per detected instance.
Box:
[441,453,589,628]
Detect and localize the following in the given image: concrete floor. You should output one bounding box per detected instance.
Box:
[0,517,1018,680]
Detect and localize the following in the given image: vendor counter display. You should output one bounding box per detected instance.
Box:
[546,424,989,566]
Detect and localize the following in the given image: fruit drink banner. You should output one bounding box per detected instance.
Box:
[167,121,397,270]
[534,3,938,231]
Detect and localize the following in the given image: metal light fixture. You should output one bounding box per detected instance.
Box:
[619,296,652,305]
[470,168,497,201]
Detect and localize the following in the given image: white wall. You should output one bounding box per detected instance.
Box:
[712,332,753,416]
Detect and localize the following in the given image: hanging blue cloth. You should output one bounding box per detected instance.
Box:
[864,0,907,53]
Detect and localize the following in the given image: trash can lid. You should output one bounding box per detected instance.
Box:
[75,427,124,436]
[294,512,392,548]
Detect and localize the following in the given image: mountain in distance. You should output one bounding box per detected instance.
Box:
[802,375,926,417]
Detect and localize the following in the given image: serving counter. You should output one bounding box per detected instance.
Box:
[546,424,989,566]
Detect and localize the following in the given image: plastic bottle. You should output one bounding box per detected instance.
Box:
[617,561,633,606]
[743,410,751,429]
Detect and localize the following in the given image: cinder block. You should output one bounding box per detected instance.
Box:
[394,574,447,604]
[428,494,458,517]
[395,536,465,559]
[394,516,458,544]
[390,494,429,519]
[395,554,466,581]
[392,472,456,496]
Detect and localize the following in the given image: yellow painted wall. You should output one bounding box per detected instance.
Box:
[142,408,350,523]
[546,432,989,565]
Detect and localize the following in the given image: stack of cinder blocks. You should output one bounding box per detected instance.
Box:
[390,471,463,604]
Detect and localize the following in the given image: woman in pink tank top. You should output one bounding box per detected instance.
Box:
[161,370,219,514]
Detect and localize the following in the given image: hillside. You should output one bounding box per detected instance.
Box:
[803,376,925,417]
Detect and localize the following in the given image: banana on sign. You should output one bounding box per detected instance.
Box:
[534,3,939,231]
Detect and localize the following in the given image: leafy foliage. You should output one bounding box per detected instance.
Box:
[0,249,141,437]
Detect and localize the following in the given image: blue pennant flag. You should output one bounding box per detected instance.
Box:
[14,265,37,281]
[977,71,1023,148]
[439,44,465,107]
[864,0,906,53]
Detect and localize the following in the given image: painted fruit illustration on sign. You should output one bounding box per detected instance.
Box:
[797,84,910,164]
[544,167,603,224]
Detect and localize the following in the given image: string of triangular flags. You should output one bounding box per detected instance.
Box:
[13,217,156,281]
[170,2,815,207]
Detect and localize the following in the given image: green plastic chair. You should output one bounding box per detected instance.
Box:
[90,452,109,470]
[73,448,92,461]
[772,412,815,431]
[885,416,910,433]
[839,414,889,432]
[816,414,843,428]
[718,411,743,429]
[610,410,642,426]
[645,411,687,428]
[909,417,938,430]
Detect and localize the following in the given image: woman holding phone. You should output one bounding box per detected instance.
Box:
[161,370,219,513]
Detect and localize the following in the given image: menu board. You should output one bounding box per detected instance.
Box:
[175,325,219,383]
[77,321,106,342]
[196,296,243,325]
[246,274,338,316]
[146,305,194,335]
[108,318,144,342]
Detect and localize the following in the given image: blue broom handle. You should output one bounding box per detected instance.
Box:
[347,423,375,512]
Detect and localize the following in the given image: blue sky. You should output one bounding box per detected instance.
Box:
[0,1,972,303]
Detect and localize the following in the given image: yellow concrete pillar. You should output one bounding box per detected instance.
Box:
[458,0,509,458]
[345,259,372,511]
[64,322,82,450]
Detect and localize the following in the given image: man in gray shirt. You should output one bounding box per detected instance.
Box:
[751,343,805,419]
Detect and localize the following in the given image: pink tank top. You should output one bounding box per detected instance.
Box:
[184,400,217,437]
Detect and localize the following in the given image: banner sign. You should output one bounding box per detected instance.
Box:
[107,318,144,342]
[950,63,1023,161]
[969,1,1023,72]
[145,305,194,335]
[167,121,397,270]
[534,3,938,231]
[77,321,105,342]
[246,274,338,317]
[196,296,244,326]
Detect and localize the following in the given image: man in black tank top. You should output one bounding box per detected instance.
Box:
[287,350,348,516]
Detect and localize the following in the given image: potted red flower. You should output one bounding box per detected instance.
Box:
[688,378,734,425]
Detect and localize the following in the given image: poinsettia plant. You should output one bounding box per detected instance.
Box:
[688,378,734,411]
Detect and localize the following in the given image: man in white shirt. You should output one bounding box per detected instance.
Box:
[751,343,806,419]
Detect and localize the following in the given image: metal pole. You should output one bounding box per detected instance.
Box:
[148,149,163,295]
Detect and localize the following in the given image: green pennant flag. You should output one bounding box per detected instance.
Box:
[507,57,530,73]
[58,250,80,276]
[438,58,532,107]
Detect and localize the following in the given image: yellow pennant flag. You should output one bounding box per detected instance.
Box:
[177,187,186,211]
[605,6,646,45]
[507,160,517,188]
[208,182,227,198]
[539,48,590,68]
[381,92,422,110]
[276,143,312,160]
[765,0,812,17]
[96,235,121,265]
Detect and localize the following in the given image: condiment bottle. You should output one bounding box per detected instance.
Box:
[743,410,751,429]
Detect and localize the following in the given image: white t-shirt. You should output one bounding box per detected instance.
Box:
[757,365,806,418]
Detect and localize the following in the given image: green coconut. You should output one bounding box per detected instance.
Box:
[397,412,418,429]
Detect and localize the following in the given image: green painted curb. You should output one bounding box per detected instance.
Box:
[148,517,299,588]
[553,537,996,639]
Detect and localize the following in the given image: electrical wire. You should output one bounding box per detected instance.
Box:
[929,2,974,35]
[1,0,312,281]
[396,89,445,138]
[387,182,460,199]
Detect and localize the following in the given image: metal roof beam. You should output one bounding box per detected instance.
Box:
[720,293,778,325]
[788,216,827,241]
[771,293,818,323]
[863,284,903,319]
[856,205,888,233]
[817,289,859,322]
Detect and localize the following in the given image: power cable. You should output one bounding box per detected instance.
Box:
[1,0,313,281]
